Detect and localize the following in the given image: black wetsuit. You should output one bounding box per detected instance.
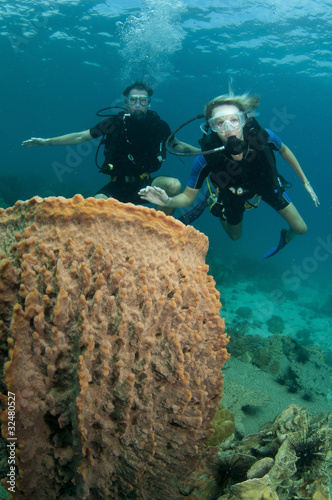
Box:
[90,110,171,203]
[187,120,290,225]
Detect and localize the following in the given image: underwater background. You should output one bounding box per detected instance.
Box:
[1,0,332,496]
[1,0,332,276]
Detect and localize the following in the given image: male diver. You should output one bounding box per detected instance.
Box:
[22,81,199,215]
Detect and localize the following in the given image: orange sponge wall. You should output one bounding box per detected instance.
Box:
[0,195,229,499]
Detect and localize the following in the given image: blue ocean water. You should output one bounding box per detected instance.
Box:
[1,2,332,497]
[1,0,331,289]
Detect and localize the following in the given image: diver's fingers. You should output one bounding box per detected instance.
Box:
[138,186,169,206]
[22,137,47,147]
[304,183,320,207]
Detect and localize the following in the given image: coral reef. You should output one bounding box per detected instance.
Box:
[0,195,229,499]
[202,405,332,500]
[266,315,285,335]
[235,307,252,320]
[207,402,235,447]
[227,331,332,404]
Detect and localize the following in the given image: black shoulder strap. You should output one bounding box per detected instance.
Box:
[198,132,220,151]
[244,118,287,186]
[243,117,269,150]
[140,110,167,160]
[95,113,125,171]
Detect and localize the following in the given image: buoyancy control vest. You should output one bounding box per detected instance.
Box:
[98,110,167,180]
[198,118,282,193]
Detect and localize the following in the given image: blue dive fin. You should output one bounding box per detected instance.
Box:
[263,229,288,259]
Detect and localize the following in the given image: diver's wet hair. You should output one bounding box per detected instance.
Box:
[204,92,260,120]
[123,81,153,97]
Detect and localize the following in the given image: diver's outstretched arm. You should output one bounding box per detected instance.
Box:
[279,143,320,206]
[22,130,92,147]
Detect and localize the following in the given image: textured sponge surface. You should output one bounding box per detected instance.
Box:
[0,195,229,499]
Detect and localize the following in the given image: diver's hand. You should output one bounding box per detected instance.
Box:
[22,137,48,147]
[138,186,170,206]
[304,182,320,207]
[207,192,218,206]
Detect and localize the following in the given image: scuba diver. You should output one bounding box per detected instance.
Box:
[22,81,199,215]
[139,92,320,258]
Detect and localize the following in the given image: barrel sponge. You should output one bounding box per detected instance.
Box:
[0,195,229,499]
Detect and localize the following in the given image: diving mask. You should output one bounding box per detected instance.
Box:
[126,95,151,107]
[208,111,245,133]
